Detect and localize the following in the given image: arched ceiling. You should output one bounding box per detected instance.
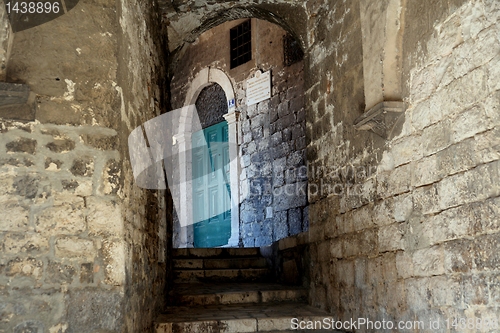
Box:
[158,0,309,53]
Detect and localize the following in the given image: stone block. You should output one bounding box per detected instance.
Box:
[36,196,85,235]
[289,95,304,113]
[80,133,119,151]
[462,274,489,306]
[378,222,404,252]
[66,289,123,332]
[412,246,445,277]
[0,202,30,231]
[440,67,488,118]
[428,275,461,307]
[6,137,36,154]
[101,159,121,195]
[330,238,342,258]
[45,261,76,284]
[372,198,395,226]
[291,123,305,140]
[350,204,374,231]
[383,163,412,197]
[410,65,437,104]
[391,135,423,167]
[428,205,473,245]
[5,257,43,279]
[474,233,500,271]
[405,278,431,311]
[70,157,94,177]
[45,157,63,171]
[412,184,440,215]
[277,114,295,131]
[421,119,452,157]
[438,161,500,211]
[288,207,302,235]
[411,98,442,132]
[101,240,125,286]
[80,263,94,284]
[282,128,292,141]
[451,105,489,144]
[46,139,75,153]
[470,197,500,234]
[3,232,49,255]
[87,197,123,237]
[277,101,289,118]
[55,237,95,261]
[396,251,414,279]
[393,193,413,222]
[411,153,439,187]
[273,211,288,240]
[443,238,475,274]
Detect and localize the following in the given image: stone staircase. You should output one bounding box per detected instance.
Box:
[156,248,342,333]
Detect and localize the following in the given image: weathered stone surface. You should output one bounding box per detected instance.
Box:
[70,157,94,177]
[87,197,123,237]
[54,237,95,262]
[6,138,37,154]
[45,261,76,284]
[66,289,123,332]
[3,233,49,255]
[80,134,119,151]
[45,139,75,153]
[35,196,85,235]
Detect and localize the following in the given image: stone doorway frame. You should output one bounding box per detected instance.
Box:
[176,67,240,247]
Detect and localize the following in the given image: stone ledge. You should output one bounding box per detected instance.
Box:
[354,101,405,139]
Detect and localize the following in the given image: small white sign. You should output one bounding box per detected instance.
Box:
[246,70,271,106]
[228,98,235,108]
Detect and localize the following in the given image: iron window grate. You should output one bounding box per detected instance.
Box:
[230,20,252,69]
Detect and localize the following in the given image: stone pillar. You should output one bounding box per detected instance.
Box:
[173,105,194,248]
[223,110,241,247]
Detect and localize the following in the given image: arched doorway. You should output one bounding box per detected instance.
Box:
[171,18,308,248]
[192,83,232,248]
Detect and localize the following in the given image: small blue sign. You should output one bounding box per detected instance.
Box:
[228,99,235,108]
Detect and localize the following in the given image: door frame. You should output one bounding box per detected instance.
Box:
[175,67,240,248]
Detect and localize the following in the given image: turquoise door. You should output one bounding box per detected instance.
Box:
[192,121,231,248]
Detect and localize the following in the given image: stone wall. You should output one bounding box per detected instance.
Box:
[0,1,12,81]
[0,0,169,332]
[307,0,500,329]
[170,18,307,248]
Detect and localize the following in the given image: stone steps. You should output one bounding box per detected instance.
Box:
[155,302,334,333]
[173,247,261,258]
[169,282,307,306]
[157,248,330,333]
[174,268,272,283]
[174,257,268,270]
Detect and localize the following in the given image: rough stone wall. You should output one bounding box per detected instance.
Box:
[0,1,12,81]
[170,18,307,248]
[117,0,170,331]
[0,0,169,332]
[239,59,307,247]
[307,0,500,329]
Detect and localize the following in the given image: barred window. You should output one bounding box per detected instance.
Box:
[230,20,252,69]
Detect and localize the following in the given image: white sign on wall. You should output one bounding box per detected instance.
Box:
[246,70,271,106]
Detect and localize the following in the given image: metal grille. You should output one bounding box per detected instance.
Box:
[230,20,252,69]
[283,33,304,67]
